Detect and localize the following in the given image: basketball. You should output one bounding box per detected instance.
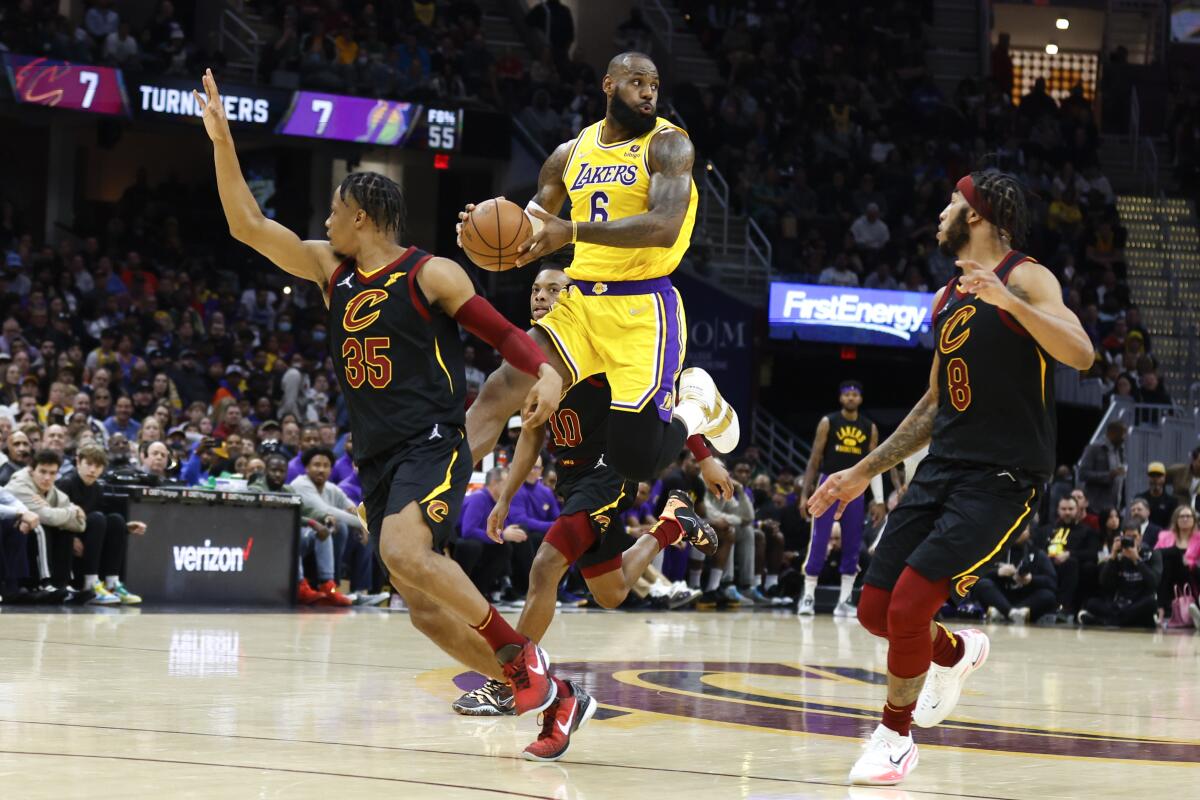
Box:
[461,197,532,272]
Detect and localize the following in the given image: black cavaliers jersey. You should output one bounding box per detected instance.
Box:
[928,250,1056,477]
[326,246,466,463]
[548,375,611,477]
[821,411,873,474]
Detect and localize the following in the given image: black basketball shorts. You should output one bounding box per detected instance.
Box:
[358,423,471,552]
[864,455,1042,600]
[556,465,638,574]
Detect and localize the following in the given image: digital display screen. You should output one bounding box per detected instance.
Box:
[768,282,936,348]
[4,54,129,116]
[425,107,462,151]
[134,76,290,127]
[278,91,421,145]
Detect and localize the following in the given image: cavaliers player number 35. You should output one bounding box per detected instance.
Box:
[193,68,573,755]
[807,169,1092,787]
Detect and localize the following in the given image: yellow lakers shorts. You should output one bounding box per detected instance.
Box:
[534,277,687,422]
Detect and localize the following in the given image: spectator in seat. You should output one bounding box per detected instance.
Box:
[84,0,120,45]
[0,429,33,485]
[0,484,41,602]
[1037,495,1100,621]
[973,524,1058,624]
[849,203,890,252]
[104,395,141,440]
[7,450,96,602]
[1153,504,1199,616]
[1166,446,1200,513]
[1127,497,1162,546]
[103,20,139,68]
[249,453,353,606]
[504,456,559,598]
[1079,519,1161,628]
[55,444,143,604]
[288,447,364,599]
[454,467,521,597]
[704,469,757,604]
[1079,421,1126,512]
[181,437,221,486]
[1137,461,1180,528]
[136,440,178,484]
[285,423,322,483]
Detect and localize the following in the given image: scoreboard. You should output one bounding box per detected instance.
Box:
[2,53,476,155]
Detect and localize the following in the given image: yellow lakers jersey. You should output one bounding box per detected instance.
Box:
[562,117,698,282]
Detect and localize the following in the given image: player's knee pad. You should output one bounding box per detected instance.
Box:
[543,512,596,566]
[886,567,952,678]
[857,583,891,638]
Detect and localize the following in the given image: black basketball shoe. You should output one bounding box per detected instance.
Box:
[656,489,719,555]
[451,679,516,716]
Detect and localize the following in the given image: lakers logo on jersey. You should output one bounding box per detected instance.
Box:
[833,425,867,456]
[938,305,977,354]
[342,289,390,333]
[569,162,640,190]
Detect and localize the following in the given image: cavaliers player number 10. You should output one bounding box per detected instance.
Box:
[193,67,575,756]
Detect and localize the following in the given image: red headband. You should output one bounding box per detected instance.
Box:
[956,174,994,225]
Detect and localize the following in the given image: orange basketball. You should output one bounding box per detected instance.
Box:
[460,198,533,272]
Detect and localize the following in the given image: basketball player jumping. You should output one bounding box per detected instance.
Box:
[808,170,1093,785]
[463,51,739,503]
[193,69,569,734]
[450,266,729,761]
[797,381,899,618]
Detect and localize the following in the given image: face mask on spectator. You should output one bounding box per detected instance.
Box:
[312,331,326,342]
[279,322,292,332]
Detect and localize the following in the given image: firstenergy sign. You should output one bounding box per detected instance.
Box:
[768,282,935,348]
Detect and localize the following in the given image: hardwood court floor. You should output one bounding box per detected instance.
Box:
[0,607,1196,799]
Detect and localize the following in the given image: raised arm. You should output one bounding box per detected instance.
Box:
[193,69,336,285]
[958,258,1094,370]
[516,128,695,266]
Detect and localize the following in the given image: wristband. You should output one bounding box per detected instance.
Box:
[686,434,712,462]
[571,220,578,243]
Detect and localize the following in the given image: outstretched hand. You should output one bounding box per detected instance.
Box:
[806,467,871,520]
[191,68,231,144]
[699,456,734,502]
[522,365,562,428]
[956,259,1014,310]
[514,207,572,268]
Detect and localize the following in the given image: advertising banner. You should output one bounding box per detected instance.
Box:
[768,281,936,348]
[125,490,298,605]
[133,76,290,127]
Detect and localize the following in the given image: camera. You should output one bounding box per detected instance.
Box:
[1119,535,1136,550]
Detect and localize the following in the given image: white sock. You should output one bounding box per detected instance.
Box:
[688,568,703,589]
[764,573,778,590]
[105,576,120,589]
[839,574,856,605]
[84,574,99,589]
[705,568,724,592]
[673,403,705,437]
[803,575,818,599]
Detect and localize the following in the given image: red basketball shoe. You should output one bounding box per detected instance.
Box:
[497,640,557,716]
[522,680,597,762]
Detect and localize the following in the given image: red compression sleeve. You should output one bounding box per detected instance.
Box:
[454,295,549,377]
[686,434,712,462]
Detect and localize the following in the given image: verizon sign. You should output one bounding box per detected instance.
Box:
[173,538,254,573]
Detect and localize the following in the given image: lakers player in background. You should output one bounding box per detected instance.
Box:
[465,51,738,532]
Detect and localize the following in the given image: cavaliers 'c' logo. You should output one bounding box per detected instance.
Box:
[938,305,977,354]
[593,514,611,532]
[426,500,449,523]
[343,289,390,333]
[955,574,979,596]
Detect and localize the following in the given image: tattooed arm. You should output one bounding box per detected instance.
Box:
[807,290,943,519]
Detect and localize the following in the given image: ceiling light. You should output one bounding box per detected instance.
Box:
[1056,18,1070,30]
[1045,43,1059,55]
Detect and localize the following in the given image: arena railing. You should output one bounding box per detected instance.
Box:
[640,0,674,54]
[218,6,262,83]
[751,405,811,480]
